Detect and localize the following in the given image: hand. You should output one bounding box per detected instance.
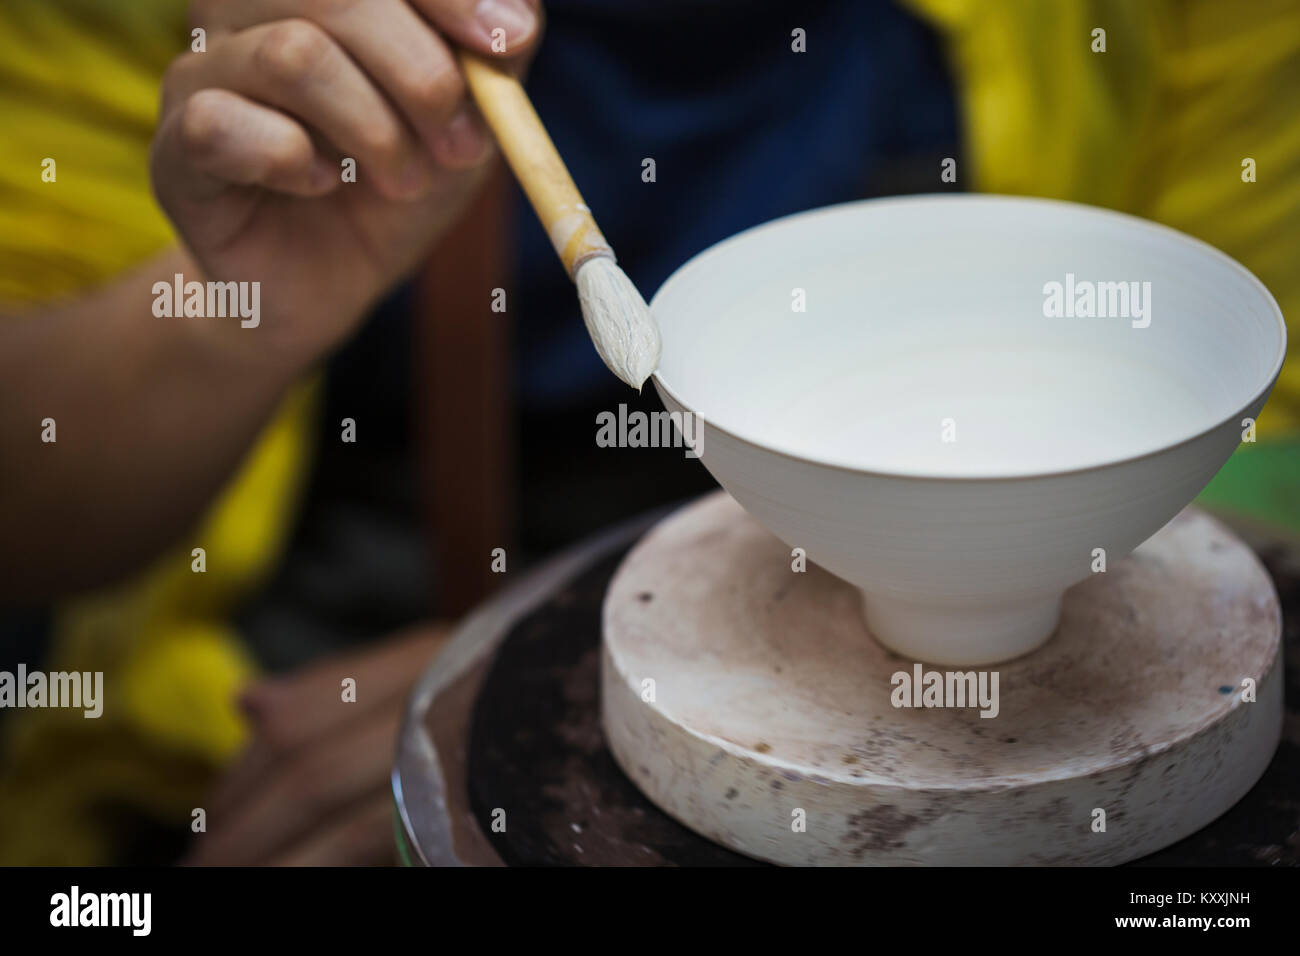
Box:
[184,623,452,866]
[151,0,542,370]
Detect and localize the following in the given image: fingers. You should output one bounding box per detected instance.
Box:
[154,88,338,202]
[196,0,541,58]
[197,0,478,158]
[161,1,545,203]
[407,0,541,56]
[267,791,396,866]
[205,627,448,821]
[188,0,543,171]
[189,626,450,864]
[186,708,403,866]
[165,19,438,200]
[240,626,450,750]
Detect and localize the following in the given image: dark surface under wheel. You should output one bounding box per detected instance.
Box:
[393,509,1300,867]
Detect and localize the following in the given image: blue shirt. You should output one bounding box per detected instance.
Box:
[512,0,958,408]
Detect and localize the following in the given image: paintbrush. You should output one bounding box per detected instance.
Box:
[457,51,661,391]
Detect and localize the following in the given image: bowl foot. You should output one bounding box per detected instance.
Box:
[858,589,1063,666]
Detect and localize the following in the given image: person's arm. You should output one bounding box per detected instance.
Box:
[1,0,542,600]
[0,246,304,599]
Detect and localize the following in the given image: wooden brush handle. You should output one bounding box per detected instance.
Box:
[458,51,613,280]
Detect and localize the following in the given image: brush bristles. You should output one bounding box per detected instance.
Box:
[575,256,662,391]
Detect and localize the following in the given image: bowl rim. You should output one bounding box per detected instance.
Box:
[649,193,1288,483]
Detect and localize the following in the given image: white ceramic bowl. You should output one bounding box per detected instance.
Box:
[651,195,1286,666]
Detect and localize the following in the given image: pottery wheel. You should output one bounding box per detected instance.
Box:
[601,492,1283,866]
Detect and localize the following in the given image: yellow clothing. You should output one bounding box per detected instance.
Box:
[0,2,317,864]
[907,0,1300,432]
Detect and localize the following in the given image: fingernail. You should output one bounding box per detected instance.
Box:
[476,0,537,49]
[437,108,489,164]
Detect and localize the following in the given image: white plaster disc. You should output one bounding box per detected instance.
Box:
[601,492,1282,866]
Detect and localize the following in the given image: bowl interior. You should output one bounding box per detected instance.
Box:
[651,196,1285,478]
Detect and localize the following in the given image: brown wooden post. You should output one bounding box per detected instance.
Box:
[413,161,515,617]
